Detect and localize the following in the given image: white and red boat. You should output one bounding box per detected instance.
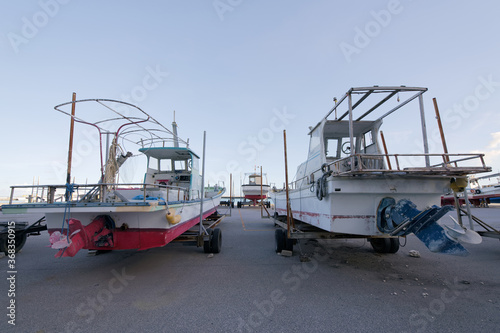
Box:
[1,98,225,257]
[241,173,270,206]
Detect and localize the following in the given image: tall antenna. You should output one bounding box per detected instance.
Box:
[172,110,179,148]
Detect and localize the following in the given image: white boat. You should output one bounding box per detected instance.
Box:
[272,86,490,255]
[2,98,225,257]
[467,173,500,206]
[241,173,270,205]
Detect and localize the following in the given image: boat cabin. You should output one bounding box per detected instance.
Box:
[247,174,264,186]
[294,119,384,188]
[321,120,383,162]
[139,147,202,200]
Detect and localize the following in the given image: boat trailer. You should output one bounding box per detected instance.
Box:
[172,211,225,253]
[0,217,47,255]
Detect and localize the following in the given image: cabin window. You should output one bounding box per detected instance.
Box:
[325,138,339,159]
[249,176,262,185]
[309,130,321,155]
[359,131,376,154]
[159,159,172,172]
[148,157,159,171]
[174,160,187,171]
[362,131,374,149]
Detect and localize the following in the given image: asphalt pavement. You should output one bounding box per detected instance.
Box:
[1,205,499,333]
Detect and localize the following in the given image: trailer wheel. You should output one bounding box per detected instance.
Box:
[275,229,285,253]
[275,229,293,253]
[210,228,222,254]
[370,238,399,254]
[0,235,6,254]
[1,231,27,255]
[389,238,400,253]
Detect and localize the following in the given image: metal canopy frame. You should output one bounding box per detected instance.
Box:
[311,86,428,132]
[310,86,431,166]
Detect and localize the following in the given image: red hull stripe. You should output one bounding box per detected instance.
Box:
[244,195,268,200]
[48,207,218,251]
[276,208,374,219]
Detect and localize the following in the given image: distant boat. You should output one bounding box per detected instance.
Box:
[441,173,500,207]
[2,98,225,257]
[468,173,500,205]
[241,173,270,206]
[272,86,491,256]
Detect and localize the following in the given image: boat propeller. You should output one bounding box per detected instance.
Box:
[443,216,482,245]
[376,197,473,256]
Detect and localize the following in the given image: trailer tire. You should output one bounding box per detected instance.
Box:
[370,238,399,254]
[388,238,399,253]
[275,229,285,253]
[1,231,27,255]
[210,228,222,254]
[0,235,6,254]
[275,229,293,253]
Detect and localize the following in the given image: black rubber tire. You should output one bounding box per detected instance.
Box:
[0,234,6,254]
[203,229,213,253]
[275,229,285,253]
[210,228,222,254]
[388,238,400,254]
[1,231,27,255]
[370,238,391,253]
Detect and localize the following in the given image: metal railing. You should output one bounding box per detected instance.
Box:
[285,153,489,190]
[8,182,193,205]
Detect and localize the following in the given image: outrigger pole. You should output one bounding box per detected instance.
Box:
[199,131,207,236]
[433,98,450,164]
[65,92,77,201]
[283,130,293,237]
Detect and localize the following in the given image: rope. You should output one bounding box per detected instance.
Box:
[104,138,123,186]
[59,182,75,257]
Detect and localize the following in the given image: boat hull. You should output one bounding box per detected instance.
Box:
[272,175,450,236]
[3,192,224,253]
[242,184,270,198]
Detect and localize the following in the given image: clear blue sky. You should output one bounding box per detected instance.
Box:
[1,0,499,196]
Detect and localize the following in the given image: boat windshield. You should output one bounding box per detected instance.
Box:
[249,175,262,185]
[325,137,354,160]
[148,157,190,172]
